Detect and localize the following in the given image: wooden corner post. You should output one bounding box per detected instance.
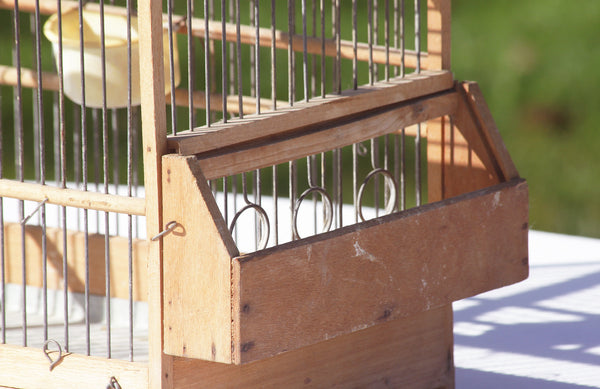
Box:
[138,0,172,386]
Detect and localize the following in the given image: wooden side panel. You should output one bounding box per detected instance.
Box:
[162,155,238,363]
[2,223,148,301]
[0,344,147,389]
[173,305,454,388]
[233,179,528,363]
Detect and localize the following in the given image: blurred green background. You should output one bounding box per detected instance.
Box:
[1,1,598,238]
[452,0,600,238]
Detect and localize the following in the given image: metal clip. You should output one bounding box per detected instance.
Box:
[42,339,63,371]
[151,221,178,241]
[21,197,49,225]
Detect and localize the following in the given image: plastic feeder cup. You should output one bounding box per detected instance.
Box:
[44,8,180,108]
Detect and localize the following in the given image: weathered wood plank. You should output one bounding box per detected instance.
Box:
[162,155,238,363]
[167,70,453,156]
[198,90,457,180]
[174,305,454,388]
[0,344,147,389]
[232,179,528,363]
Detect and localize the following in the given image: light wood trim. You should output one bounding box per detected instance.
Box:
[427,0,452,70]
[426,116,449,202]
[168,70,453,155]
[458,82,520,180]
[232,179,528,364]
[174,305,454,388]
[2,222,148,301]
[162,155,238,363]
[0,64,59,91]
[0,344,147,389]
[198,90,457,180]
[138,0,171,385]
[0,179,145,216]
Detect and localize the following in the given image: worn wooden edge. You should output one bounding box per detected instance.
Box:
[198,89,457,180]
[162,155,238,364]
[0,179,146,216]
[458,81,520,180]
[167,70,453,155]
[232,178,528,363]
[176,305,454,387]
[2,222,148,301]
[0,344,148,389]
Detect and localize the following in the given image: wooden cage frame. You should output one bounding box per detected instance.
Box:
[0,0,528,387]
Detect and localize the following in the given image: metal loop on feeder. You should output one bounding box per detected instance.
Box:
[229,203,271,251]
[357,168,398,222]
[292,186,333,240]
[20,197,49,225]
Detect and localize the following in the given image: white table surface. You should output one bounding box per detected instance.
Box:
[454,230,600,388]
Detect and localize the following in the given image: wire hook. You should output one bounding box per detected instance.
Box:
[42,339,63,372]
[151,221,178,241]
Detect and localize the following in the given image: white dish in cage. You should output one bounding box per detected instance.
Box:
[44,8,180,109]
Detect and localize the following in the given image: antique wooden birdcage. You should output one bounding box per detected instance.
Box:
[0,0,527,387]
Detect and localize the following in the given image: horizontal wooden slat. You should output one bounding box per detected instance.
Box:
[198,90,456,180]
[2,222,148,301]
[0,179,145,216]
[174,305,453,388]
[0,344,147,389]
[232,178,528,364]
[169,70,453,156]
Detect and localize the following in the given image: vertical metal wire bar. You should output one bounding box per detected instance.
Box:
[393,133,400,210]
[12,0,27,348]
[204,0,211,126]
[352,144,358,223]
[32,0,48,342]
[319,0,324,98]
[330,0,336,93]
[335,0,341,94]
[302,0,309,102]
[76,0,91,354]
[209,0,216,124]
[271,0,277,110]
[371,138,379,217]
[393,0,399,76]
[249,0,255,100]
[236,0,243,118]
[99,0,112,357]
[167,0,177,133]
[187,0,195,129]
[368,0,374,85]
[272,165,278,245]
[126,0,134,361]
[288,0,295,106]
[385,0,390,81]
[310,0,316,98]
[352,0,357,90]
[336,148,343,228]
[255,0,261,114]
[229,0,235,98]
[383,134,390,206]
[254,170,261,249]
[414,0,421,205]
[400,0,405,77]
[289,160,297,241]
[222,0,228,122]
[373,0,379,81]
[223,177,228,227]
[400,128,406,210]
[112,110,119,234]
[414,0,421,73]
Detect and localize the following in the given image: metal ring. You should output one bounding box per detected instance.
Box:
[229,203,270,251]
[151,220,178,241]
[42,339,63,372]
[356,168,398,222]
[292,186,333,240]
